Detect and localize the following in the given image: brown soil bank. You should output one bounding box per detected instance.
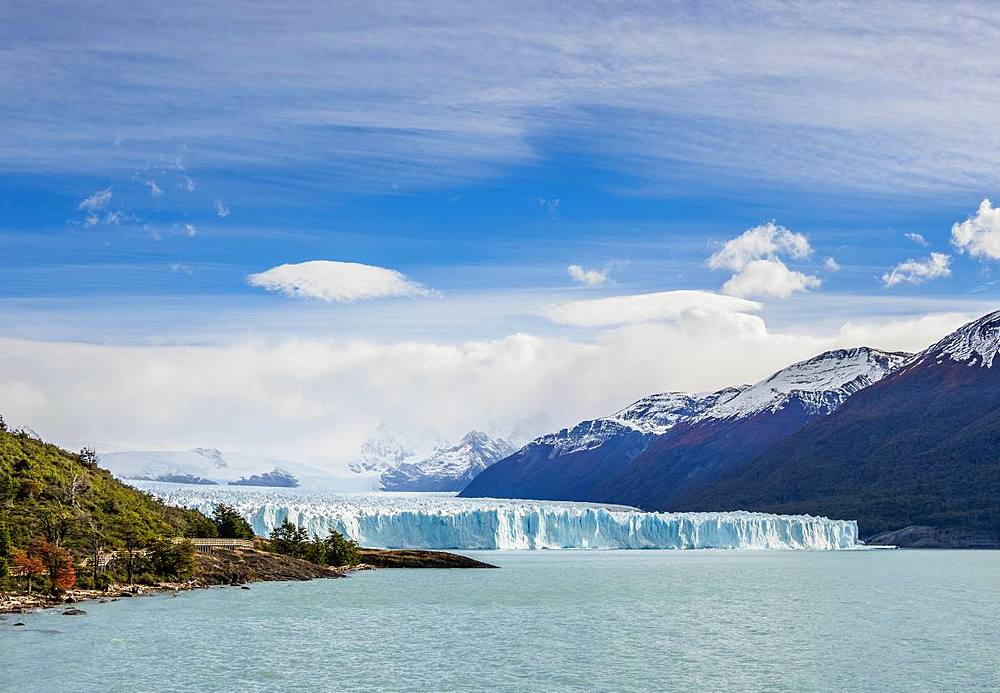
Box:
[358,548,499,569]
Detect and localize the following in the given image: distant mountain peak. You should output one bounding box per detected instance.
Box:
[380,431,516,492]
[701,347,911,421]
[192,447,227,469]
[603,389,744,436]
[921,310,1000,368]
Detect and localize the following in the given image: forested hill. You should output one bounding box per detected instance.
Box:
[0,424,213,553]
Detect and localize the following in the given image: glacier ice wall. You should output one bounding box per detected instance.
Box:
[134,483,860,550]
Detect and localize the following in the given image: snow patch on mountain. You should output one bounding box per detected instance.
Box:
[701,347,911,421]
[534,388,742,456]
[380,431,515,491]
[919,310,1000,368]
[348,423,447,475]
[100,449,343,489]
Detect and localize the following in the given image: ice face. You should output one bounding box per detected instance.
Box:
[135,483,860,550]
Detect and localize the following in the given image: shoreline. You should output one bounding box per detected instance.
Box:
[1,547,498,615]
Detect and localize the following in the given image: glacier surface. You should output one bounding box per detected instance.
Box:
[134,482,860,550]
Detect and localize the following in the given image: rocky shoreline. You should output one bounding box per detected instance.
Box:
[1,547,497,616]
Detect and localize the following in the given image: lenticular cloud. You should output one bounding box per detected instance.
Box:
[248,260,434,302]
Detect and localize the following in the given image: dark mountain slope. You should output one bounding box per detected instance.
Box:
[595,348,909,509]
[677,312,1000,537]
[460,390,737,500]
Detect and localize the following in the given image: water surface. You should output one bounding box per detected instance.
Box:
[3,550,998,692]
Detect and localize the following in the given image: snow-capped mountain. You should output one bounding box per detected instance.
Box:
[533,388,746,456]
[100,448,341,489]
[348,425,417,474]
[462,347,909,505]
[907,308,1000,369]
[599,347,910,509]
[460,388,739,501]
[679,310,1000,544]
[380,431,516,492]
[348,423,448,476]
[694,347,912,421]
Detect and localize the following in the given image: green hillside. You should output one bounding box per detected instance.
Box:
[0,424,219,590]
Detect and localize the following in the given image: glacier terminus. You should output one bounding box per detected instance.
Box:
[133,483,861,551]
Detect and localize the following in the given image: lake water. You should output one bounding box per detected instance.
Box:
[3,550,999,692]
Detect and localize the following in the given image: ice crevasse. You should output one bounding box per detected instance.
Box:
[136,484,861,550]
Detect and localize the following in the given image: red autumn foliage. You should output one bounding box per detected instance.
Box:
[27,539,77,592]
[12,548,46,577]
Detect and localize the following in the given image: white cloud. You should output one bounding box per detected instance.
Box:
[837,312,974,353]
[183,223,197,237]
[78,188,112,211]
[904,232,928,246]
[881,252,952,287]
[951,198,1000,260]
[0,310,971,463]
[709,222,819,298]
[84,215,99,227]
[708,222,812,272]
[721,258,822,298]
[248,260,434,303]
[542,290,761,328]
[13,5,1000,196]
[215,200,230,218]
[566,264,608,286]
[824,257,841,272]
[146,180,163,197]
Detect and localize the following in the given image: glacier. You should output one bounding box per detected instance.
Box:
[134,482,861,550]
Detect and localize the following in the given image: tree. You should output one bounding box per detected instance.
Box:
[0,522,11,582]
[120,529,150,585]
[323,530,360,567]
[32,539,76,592]
[212,504,254,539]
[0,414,7,432]
[40,509,73,546]
[83,525,106,585]
[183,511,219,539]
[78,447,99,468]
[62,474,89,508]
[270,519,308,558]
[148,539,196,581]
[0,474,16,508]
[12,548,46,593]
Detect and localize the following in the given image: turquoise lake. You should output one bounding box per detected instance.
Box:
[3,550,999,692]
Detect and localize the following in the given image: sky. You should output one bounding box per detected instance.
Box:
[3,1,1000,463]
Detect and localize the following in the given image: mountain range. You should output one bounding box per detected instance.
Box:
[461,311,1000,546]
[380,431,516,491]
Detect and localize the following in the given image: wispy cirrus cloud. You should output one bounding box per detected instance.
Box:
[7,3,1000,197]
[248,260,435,303]
[78,188,112,211]
[542,290,761,328]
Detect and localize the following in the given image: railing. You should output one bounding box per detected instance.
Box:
[181,538,255,553]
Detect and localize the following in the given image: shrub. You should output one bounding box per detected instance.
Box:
[147,539,197,581]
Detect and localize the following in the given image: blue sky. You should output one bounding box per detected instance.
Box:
[3,2,1000,461]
